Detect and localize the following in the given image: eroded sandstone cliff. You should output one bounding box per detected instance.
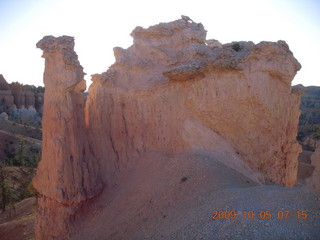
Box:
[0,74,44,112]
[86,17,301,187]
[34,17,303,239]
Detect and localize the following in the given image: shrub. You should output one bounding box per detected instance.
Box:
[232,43,241,52]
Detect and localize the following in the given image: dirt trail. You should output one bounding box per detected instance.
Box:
[4,119,41,130]
[0,129,41,145]
[72,152,320,240]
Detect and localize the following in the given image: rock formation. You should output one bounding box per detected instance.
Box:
[306,144,320,191]
[34,17,302,239]
[0,74,10,90]
[0,75,14,108]
[86,17,302,187]
[33,36,102,240]
[0,76,43,125]
[0,74,44,112]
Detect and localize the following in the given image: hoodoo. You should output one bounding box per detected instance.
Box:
[0,74,44,112]
[34,17,303,239]
[33,36,102,240]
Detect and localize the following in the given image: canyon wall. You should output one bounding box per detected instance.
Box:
[0,74,44,112]
[34,17,302,239]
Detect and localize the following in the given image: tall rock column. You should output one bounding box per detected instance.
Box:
[33,36,102,240]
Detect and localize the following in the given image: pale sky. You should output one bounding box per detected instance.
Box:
[0,0,319,87]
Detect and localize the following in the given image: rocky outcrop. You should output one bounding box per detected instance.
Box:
[0,75,14,108]
[0,77,44,125]
[33,36,102,240]
[86,17,301,187]
[306,144,320,191]
[0,75,44,112]
[0,90,14,108]
[0,75,10,90]
[34,17,302,239]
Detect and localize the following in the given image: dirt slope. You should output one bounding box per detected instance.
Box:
[0,198,36,240]
[71,152,320,240]
[0,153,318,239]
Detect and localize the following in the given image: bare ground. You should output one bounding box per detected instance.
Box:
[71,152,320,240]
[297,150,315,185]
[0,152,318,240]
[0,197,36,240]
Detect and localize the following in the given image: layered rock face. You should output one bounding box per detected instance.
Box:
[33,36,102,240]
[34,17,302,239]
[0,74,10,90]
[0,75,15,108]
[86,17,301,187]
[0,74,44,112]
[307,144,320,191]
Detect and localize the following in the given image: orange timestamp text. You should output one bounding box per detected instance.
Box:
[212,210,308,220]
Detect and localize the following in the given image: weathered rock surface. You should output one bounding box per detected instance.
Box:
[306,144,320,191]
[0,74,44,112]
[86,17,301,187]
[34,17,303,239]
[0,74,10,90]
[33,36,102,240]
[0,75,15,109]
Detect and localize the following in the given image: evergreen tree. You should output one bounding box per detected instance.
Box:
[13,140,28,166]
[0,165,14,212]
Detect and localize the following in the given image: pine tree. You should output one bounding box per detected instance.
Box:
[13,140,28,166]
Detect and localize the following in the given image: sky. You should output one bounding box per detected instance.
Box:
[0,0,319,87]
